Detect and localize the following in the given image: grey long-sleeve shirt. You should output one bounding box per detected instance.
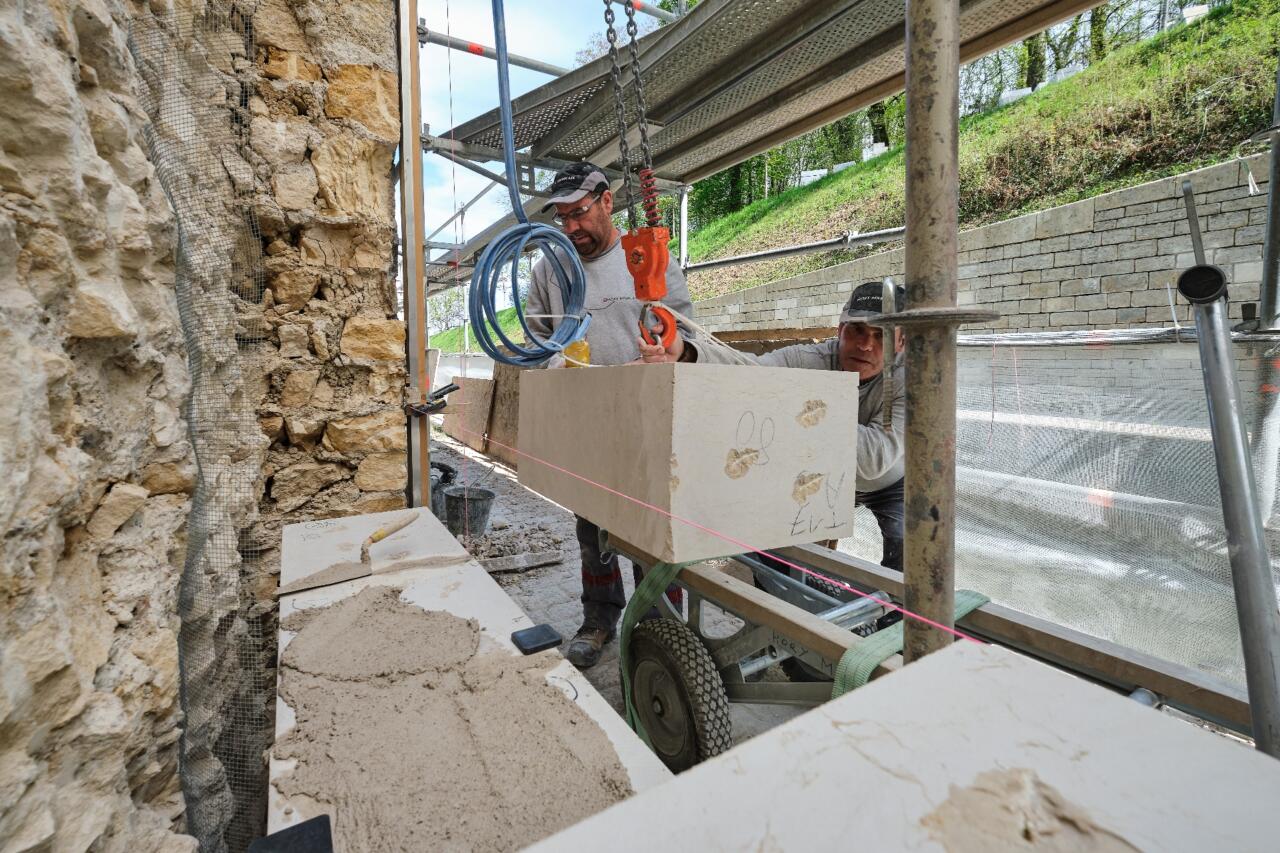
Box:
[525,236,693,366]
[690,338,905,493]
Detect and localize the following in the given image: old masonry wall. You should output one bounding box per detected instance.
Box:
[0,0,404,849]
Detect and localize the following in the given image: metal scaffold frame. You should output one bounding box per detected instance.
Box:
[397,0,1280,751]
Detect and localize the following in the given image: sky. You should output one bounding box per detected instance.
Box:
[418,0,619,256]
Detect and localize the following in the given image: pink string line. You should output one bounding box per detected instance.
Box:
[450,425,982,645]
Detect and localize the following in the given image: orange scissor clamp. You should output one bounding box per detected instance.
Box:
[622,226,677,349]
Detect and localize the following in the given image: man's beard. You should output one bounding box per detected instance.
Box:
[572,232,601,257]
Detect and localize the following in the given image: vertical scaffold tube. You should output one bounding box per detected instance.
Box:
[902,0,961,662]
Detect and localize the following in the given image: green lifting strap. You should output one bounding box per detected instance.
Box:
[617,557,690,746]
[831,589,990,699]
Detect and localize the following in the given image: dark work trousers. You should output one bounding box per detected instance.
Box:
[576,516,683,631]
[855,477,905,572]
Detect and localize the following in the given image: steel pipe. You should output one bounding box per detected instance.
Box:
[1257,57,1280,330]
[683,226,905,273]
[426,179,498,242]
[631,0,677,24]
[678,184,689,268]
[901,0,961,663]
[1178,262,1280,758]
[418,26,569,77]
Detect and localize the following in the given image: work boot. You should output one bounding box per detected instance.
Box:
[565,624,615,669]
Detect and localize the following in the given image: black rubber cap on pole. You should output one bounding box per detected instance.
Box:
[1177,264,1229,304]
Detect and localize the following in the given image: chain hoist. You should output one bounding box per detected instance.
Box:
[604,0,677,349]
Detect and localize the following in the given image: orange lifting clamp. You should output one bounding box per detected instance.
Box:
[623,167,678,349]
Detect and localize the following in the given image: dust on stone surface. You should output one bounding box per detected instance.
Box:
[725,447,762,479]
[276,586,633,852]
[796,399,828,427]
[921,767,1141,852]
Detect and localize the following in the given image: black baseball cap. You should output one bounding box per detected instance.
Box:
[540,162,610,212]
[839,280,906,324]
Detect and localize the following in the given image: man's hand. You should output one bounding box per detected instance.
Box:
[637,333,685,363]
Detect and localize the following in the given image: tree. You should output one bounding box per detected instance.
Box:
[1089,3,1110,63]
[1021,32,1047,89]
[427,287,466,334]
[1045,15,1084,72]
[867,100,890,146]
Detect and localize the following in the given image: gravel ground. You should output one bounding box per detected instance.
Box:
[431,433,803,746]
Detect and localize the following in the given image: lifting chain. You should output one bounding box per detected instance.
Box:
[603,0,661,229]
[604,0,676,349]
[603,0,636,230]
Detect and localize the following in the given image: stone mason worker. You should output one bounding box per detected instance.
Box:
[641,281,907,573]
[525,161,694,669]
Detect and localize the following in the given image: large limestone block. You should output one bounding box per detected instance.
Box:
[271,461,347,512]
[262,47,322,81]
[66,279,139,339]
[271,271,320,312]
[442,377,494,453]
[518,364,859,563]
[323,409,406,453]
[323,65,398,142]
[312,135,392,220]
[339,316,404,362]
[354,452,406,491]
[87,482,149,538]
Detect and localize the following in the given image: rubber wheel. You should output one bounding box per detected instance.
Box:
[627,619,732,772]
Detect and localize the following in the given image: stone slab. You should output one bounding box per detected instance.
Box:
[269,512,671,837]
[486,360,522,469]
[531,642,1280,851]
[442,376,494,452]
[518,364,859,563]
[278,506,469,589]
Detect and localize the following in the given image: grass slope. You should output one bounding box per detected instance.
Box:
[432,305,521,353]
[684,0,1279,300]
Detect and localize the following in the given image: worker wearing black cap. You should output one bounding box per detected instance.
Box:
[642,281,906,574]
[527,161,695,669]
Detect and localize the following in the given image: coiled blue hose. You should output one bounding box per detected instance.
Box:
[467,0,588,367]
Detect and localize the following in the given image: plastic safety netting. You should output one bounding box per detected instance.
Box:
[841,330,1280,687]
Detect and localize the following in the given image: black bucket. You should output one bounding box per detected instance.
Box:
[443,485,496,538]
[429,461,456,521]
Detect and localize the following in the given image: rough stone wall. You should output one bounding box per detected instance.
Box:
[1,0,405,848]
[0,1,198,850]
[245,0,405,579]
[696,153,1271,334]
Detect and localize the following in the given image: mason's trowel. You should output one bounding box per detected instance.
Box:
[277,512,420,596]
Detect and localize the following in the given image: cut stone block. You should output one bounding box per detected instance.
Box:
[518,364,859,563]
[442,377,494,453]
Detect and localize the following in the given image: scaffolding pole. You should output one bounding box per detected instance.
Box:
[683,227,905,273]
[890,0,995,662]
[678,185,690,268]
[401,4,430,508]
[418,26,570,77]
[1257,56,1280,330]
[1177,260,1280,758]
